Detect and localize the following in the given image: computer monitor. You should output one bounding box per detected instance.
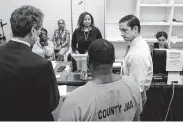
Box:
[152,49,168,75]
[71,54,88,72]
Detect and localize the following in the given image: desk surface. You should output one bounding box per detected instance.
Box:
[54,62,87,86]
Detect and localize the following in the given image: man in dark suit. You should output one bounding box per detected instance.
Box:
[0,5,60,121]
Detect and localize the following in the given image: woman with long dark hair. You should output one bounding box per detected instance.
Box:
[72,12,102,54]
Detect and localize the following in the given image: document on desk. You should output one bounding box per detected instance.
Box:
[56,74,60,79]
[58,85,67,96]
[51,61,57,69]
[64,65,70,72]
[166,50,183,71]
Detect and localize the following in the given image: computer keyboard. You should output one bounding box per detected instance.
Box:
[153,74,168,83]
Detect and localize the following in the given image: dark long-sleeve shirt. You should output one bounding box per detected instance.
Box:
[71,26,102,54]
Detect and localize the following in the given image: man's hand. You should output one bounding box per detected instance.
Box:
[40,41,48,47]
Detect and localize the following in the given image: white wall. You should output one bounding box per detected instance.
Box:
[105,0,136,40]
[71,0,105,37]
[0,0,105,41]
[105,0,137,59]
[0,0,72,41]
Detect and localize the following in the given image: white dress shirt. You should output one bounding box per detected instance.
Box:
[122,35,153,92]
[32,39,54,60]
[11,38,30,47]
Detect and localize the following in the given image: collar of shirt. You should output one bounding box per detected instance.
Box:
[35,41,43,49]
[129,35,142,47]
[11,37,30,47]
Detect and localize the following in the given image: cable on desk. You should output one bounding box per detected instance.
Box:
[157,82,167,121]
[160,82,167,108]
[159,82,173,121]
[158,112,163,121]
[159,82,167,93]
[170,106,173,121]
[164,81,177,121]
[65,71,72,82]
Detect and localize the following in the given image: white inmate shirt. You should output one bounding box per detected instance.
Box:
[58,76,142,121]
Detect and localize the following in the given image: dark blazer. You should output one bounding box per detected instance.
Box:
[0,40,60,121]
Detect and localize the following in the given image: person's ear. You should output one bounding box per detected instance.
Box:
[133,26,138,31]
[31,26,36,36]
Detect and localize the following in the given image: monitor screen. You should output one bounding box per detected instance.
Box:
[71,54,88,72]
[152,49,167,75]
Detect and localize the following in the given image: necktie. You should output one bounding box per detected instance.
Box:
[124,45,130,57]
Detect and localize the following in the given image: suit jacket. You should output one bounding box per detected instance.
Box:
[0,40,60,121]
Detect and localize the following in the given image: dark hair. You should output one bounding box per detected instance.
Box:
[58,19,65,24]
[119,15,141,33]
[155,31,168,40]
[10,5,44,37]
[88,39,115,66]
[40,28,47,35]
[77,12,94,28]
